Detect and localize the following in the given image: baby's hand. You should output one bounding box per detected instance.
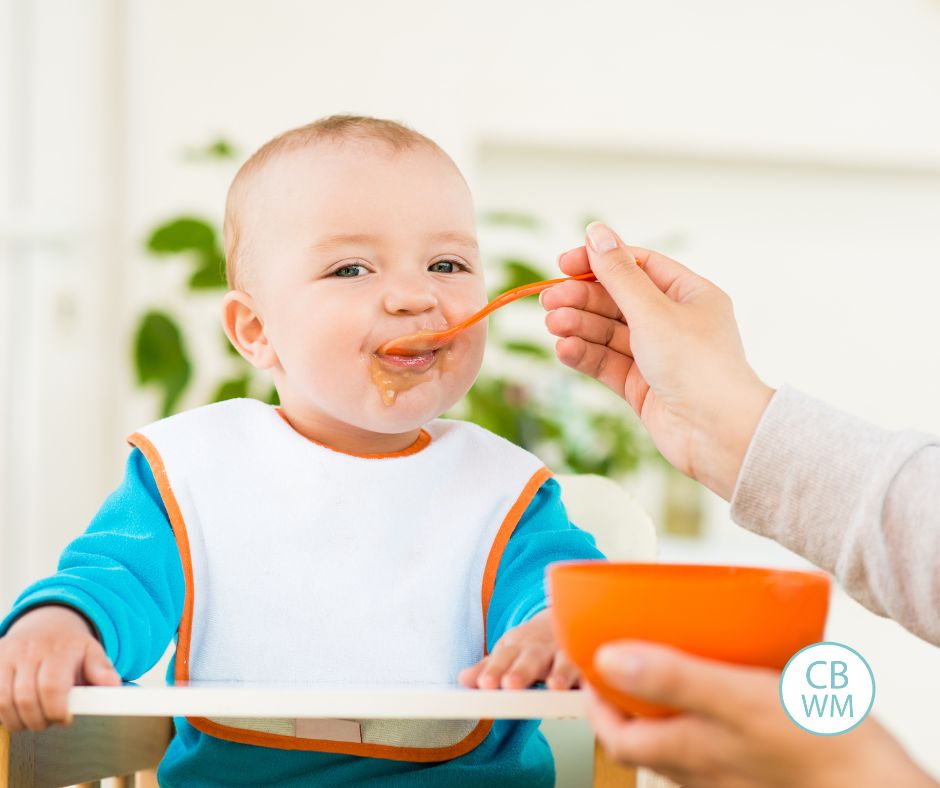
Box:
[458,609,579,690]
[0,605,121,732]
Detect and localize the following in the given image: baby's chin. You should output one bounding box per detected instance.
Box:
[339,378,469,435]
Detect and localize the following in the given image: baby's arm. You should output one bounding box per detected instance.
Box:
[459,477,604,690]
[0,449,184,731]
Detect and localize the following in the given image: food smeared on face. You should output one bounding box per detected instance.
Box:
[369,345,457,405]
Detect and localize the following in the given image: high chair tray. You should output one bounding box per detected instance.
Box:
[68,682,588,720]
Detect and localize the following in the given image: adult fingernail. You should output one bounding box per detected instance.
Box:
[586,222,618,254]
[596,645,644,687]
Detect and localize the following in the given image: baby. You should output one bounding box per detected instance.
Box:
[0,116,603,786]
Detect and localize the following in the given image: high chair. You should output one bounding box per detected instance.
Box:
[0,473,678,788]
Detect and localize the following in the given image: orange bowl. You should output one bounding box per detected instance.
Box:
[548,561,830,717]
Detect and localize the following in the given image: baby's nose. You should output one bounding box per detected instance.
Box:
[382,281,438,315]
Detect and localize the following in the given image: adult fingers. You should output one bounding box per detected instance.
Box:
[545,306,632,357]
[624,245,711,303]
[560,241,709,306]
[540,278,623,321]
[0,661,26,732]
[586,686,716,780]
[595,641,772,725]
[554,337,632,399]
[12,659,47,731]
[557,245,591,276]
[583,224,671,320]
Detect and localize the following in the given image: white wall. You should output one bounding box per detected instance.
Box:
[0,0,127,602]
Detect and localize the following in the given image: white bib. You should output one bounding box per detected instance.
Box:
[129,398,550,760]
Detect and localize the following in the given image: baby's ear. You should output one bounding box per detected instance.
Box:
[221,290,278,370]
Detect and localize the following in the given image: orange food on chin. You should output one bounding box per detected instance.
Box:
[368,349,450,405]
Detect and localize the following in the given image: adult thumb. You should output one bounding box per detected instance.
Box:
[595,641,766,723]
[585,222,664,317]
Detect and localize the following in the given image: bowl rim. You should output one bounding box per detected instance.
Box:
[548,560,831,586]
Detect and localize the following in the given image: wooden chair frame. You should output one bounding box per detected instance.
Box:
[1,719,643,788]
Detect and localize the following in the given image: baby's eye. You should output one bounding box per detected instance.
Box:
[429,259,464,274]
[333,263,369,278]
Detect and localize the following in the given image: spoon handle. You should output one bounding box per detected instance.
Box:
[465,271,597,327]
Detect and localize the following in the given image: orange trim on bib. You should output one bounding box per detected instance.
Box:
[189,715,493,761]
[481,466,553,652]
[128,433,548,761]
[128,432,196,683]
[274,408,431,459]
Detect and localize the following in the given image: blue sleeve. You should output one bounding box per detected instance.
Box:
[486,476,605,650]
[0,449,185,681]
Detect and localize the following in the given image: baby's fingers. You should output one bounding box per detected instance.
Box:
[0,661,26,732]
[458,659,486,688]
[546,650,580,690]
[501,646,555,690]
[12,659,47,731]
[468,645,520,690]
[37,655,79,725]
[81,641,121,686]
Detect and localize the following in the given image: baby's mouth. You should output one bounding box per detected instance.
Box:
[373,349,439,373]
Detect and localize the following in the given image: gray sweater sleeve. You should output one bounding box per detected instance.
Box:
[730,385,940,646]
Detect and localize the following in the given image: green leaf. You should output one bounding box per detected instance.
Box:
[265,386,280,406]
[223,330,241,356]
[205,138,238,159]
[479,210,540,230]
[183,138,239,161]
[502,340,551,360]
[146,217,227,290]
[134,311,192,417]
[147,218,217,255]
[534,414,563,441]
[189,251,227,289]
[488,258,548,300]
[502,258,546,283]
[463,379,523,445]
[211,375,250,403]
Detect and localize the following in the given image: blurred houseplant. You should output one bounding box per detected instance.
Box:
[134,140,699,529]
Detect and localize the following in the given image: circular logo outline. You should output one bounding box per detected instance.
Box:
[778,640,875,736]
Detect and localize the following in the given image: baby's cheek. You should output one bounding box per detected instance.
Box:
[437,345,483,406]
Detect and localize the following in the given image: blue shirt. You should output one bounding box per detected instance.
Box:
[0,448,603,787]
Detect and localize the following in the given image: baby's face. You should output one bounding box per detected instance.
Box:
[237,142,487,436]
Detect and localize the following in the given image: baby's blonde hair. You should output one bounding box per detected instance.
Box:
[223,115,452,289]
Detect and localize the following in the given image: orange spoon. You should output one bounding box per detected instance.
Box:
[377,272,597,356]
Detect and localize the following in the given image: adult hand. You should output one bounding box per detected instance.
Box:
[541,223,774,500]
[588,641,936,787]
